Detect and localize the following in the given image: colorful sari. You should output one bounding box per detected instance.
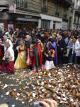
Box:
[14,45,26,70]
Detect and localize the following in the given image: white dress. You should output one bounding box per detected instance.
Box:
[45,60,55,70]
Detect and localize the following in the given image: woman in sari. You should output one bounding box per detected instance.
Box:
[14,40,26,70]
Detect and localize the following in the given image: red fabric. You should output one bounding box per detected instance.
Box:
[29,43,43,68]
[29,45,37,67]
[37,43,43,67]
[1,61,14,73]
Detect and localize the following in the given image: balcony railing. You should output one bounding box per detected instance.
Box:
[52,0,72,7]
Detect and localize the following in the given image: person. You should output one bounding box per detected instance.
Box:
[45,39,55,71]
[31,41,39,72]
[25,34,32,49]
[57,35,66,64]
[14,40,27,70]
[75,36,80,64]
[3,35,13,52]
[1,41,14,74]
[37,39,44,71]
[68,36,76,64]
[13,28,20,39]
[51,37,58,65]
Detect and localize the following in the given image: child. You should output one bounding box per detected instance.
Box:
[45,40,55,71]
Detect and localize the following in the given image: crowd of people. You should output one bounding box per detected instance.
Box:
[0,28,80,74]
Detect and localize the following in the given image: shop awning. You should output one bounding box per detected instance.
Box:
[16,17,39,22]
[40,14,62,22]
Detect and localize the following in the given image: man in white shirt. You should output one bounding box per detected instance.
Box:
[75,36,80,64]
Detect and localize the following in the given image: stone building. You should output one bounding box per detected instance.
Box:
[71,0,80,30]
[0,0,73,30]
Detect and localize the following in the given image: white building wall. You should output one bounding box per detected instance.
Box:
[55,22,62,30]
[40,14,62,29]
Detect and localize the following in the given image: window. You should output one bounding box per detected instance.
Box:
[16,0,20,7]
[15,0,27,9]
[41,20,50,29]
[55,12,59,17]
[24,1,27,8]
[41,0,48,13]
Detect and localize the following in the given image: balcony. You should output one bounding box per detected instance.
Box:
[50,0,73,7]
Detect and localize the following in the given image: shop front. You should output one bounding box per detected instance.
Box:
[39,14,62,29]
[16,16,39,30]
[0,9,40,31]
[62,21,68,30]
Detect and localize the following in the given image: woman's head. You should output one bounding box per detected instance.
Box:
[20,40,25,46]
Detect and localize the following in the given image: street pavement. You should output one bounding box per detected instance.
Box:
[0,64,80,107]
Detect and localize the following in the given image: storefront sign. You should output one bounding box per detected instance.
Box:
[16,18,38,22]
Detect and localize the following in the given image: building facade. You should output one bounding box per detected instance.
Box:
[71,0,80,30]
[0,0,73,30]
